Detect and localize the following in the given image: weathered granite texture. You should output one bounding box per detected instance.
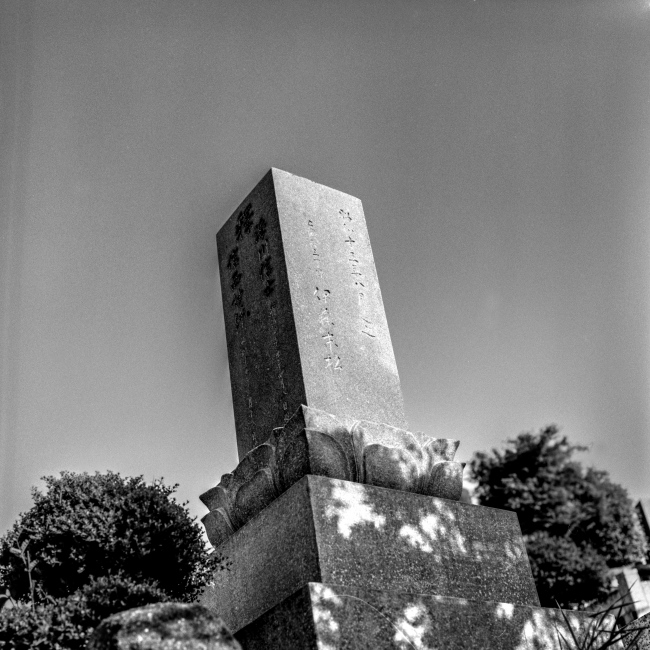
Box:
[217,168,407,459]
[88,602,241,650]
[200,475,540,632]
[200,405,463,548]
[237,582,614,650]
[622,612,650,649]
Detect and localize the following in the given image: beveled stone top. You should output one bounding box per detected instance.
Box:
[217,169,407,459]
[200,405,463,549]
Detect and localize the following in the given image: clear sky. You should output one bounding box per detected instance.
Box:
[1,0,649,535]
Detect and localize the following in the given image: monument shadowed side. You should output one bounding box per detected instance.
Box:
[217,170,306,459]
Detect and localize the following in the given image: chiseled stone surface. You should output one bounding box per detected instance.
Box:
[88,602,241,650]
[217,168,407,460]
[200,476,320,634]
[200,405,463,549]
[622,613,650,649]
[237,582,612,650]
[199,475,540,633]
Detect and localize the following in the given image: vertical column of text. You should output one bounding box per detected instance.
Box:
[308,219,342,371]
[254,215,289,421]
[340,208,375,339]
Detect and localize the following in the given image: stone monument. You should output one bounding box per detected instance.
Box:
[216,168,406,459]
[200,169,606,649]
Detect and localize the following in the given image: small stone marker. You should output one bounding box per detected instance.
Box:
[88,602,241,650]
[217,168,407,458]
[622,612,650,648]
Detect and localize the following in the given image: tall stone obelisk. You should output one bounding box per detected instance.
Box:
[217,168,406,459]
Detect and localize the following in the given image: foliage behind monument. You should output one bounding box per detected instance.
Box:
[0,471,210,601]
[0,471,213,648]
[469,426,646,608]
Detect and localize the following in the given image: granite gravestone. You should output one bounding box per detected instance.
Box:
[217,169,407,459]
[203,170,600,649]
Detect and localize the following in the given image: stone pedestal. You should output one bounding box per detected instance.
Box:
[201,476,539,633]
[237,583,596,650]
[200,476,606,649]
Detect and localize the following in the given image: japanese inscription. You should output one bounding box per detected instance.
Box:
[226,203,289,431]
[253,215,289,419]
[227,205,254,427]
[308,219,342,372]
[340,208,375,338]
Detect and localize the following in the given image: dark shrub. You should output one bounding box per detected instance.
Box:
[0,575,168,649]
[0,472,210,602]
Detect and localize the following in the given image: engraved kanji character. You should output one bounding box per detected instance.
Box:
[262,278,275,297]
[230,270,242,290]
[226,247,240,270]
[253,216,267,242]
[235,203,254,241]
[259,255,273,279]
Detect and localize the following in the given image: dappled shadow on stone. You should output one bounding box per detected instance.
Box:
[202,476,540,634]
[323,479,387,539]
[311,583,343,650]
[318,477,539,607]
[392,602,434,649]
[311,583,442,650]
[398,509,468,560]
[304,583,604,650]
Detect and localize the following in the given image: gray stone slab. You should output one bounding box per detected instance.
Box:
[88,602,241,650]
[237,582,611,650]
[217,169,407,459]
[200,475,540,633]
[622,612,650,649]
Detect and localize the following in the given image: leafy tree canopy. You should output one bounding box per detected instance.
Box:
[469,426,646,608]
[0,471,211,603]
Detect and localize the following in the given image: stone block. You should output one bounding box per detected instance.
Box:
[200,475,540,632]
[237,582,609,650]
[200,405,463,548]
[88,602,241,650]
[217,168,407,459]
[620,612,650,649]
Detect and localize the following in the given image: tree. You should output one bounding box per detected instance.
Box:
[0,471,216,648]
[0,471,211,603]
[469,426,647,609]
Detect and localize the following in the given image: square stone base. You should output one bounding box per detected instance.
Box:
[200,475,539,632]
[236,582,607,650]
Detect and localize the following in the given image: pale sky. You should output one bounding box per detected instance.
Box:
[1,0,649,535]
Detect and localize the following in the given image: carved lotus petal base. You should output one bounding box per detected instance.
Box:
[201,405,464,549]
